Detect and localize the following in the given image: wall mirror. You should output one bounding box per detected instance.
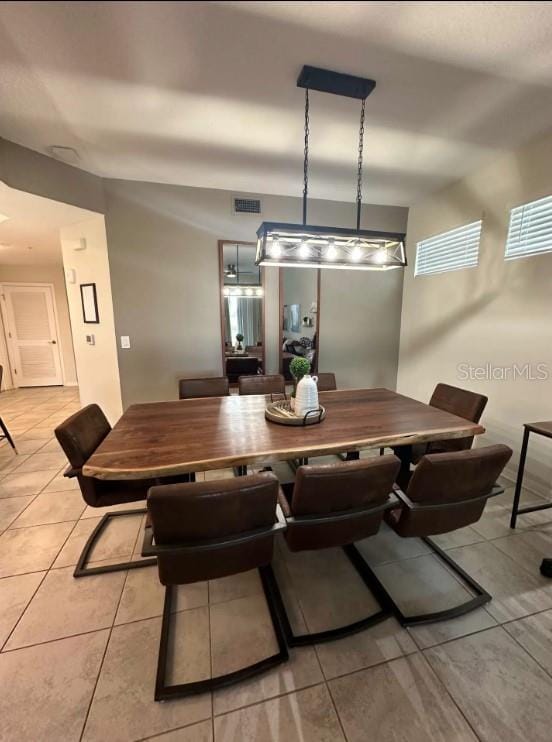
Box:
[219,241,265,384]
[280,267,320,380]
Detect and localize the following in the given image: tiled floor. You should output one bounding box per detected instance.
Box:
[1,387,552,740]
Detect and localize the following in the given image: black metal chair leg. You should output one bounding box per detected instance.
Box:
[154,564,289,701]
[0,417,17,453]
[268,545,393,647]
[355,536,491,627]
[233,465,248,477]
[74,508,157,577]
[510,427,530,529]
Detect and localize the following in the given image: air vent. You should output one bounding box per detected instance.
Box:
[233,197,262,215]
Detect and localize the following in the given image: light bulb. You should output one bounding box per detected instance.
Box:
[270,240,281,258]
[351,245,363,262]
[245,288,253,296]
[223,287,230,296]
[234,288,242,296]
[373,248,387,264]
[255,288,263,297]
[326,242,337,260]
[298,241,310,259]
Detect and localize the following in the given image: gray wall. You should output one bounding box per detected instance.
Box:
[1,136,408,408]
[103,179,408,406]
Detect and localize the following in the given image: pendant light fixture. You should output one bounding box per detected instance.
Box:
[256,66,406,271]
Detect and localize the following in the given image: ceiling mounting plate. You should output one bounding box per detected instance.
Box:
[297,65,376,100]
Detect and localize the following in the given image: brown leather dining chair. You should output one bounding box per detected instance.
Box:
[142,472,288,700]
[271,456,401,645]
[238,374,285,396]
[316,372,337,392]
[55,404,192,578]
[366,444,512,626]
[178,376,229,400]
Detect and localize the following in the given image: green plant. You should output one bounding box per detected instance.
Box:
[236,333,244,342]
[289,356,311,397]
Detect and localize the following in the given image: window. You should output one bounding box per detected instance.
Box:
[415,220,482,276]
[505,194,552,261]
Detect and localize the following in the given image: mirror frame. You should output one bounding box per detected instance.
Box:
[218,240,266,378]
[279,267,321,377]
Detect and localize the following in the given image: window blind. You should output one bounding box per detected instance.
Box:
[505,194,552,261]
[415,220,482,276]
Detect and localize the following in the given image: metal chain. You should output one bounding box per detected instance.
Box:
[356,97,366,231]
[302,88,310,225]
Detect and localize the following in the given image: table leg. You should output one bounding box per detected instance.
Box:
[395,445,413,489]
[510,427,530,529]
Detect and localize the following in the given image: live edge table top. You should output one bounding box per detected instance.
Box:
[83,388,485,480]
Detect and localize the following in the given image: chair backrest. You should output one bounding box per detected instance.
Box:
[178,376,229,400]
[283,455,400,551]
[427,383,488,454]
[55,404,114,507]
[55,404,111,469]
[238,374,285,396]
[147,472,280,584]
[317,373,337,392]
[225,356,259,382]
[392,444,512,537]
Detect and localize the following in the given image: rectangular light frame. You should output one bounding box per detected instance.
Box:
[255,222,406,271]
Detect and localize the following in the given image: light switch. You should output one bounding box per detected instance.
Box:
[85,334,95,346]
[120,336,131,349]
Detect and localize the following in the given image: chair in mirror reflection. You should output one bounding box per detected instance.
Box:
[219,241,265,385]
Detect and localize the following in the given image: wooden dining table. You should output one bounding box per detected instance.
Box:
[83,388,485,480]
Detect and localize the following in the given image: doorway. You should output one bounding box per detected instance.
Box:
[0,283,64,387]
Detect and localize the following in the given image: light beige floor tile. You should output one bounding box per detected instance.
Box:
[0,468,59,498]
[280,546,381,635]
[146,720,213,741]
[42,469,79,492]
[210,593,280,678]
[472,501,552,540]
[115,565,208,625]
[0,453,30,473]
[5,565,126,649]
[426,626,552,742]
[214,683,344,741]
[39,437,63,453]
[315,616,417,679]
[330,653,477,742]
[504,609,552,676]
[492,528,552,575]
[373,553,475,618]
[0,629,109,742]
[355,522,432,565]
[53,514,142,568]
[209,569,262,605]
[214,643,322,716]
[14,451,66,473]
[0,571,45,647]
[9,490,85,528]
[82,615,211,742]
[447,541,552,622]
[204,468,235,481]
[0,521,74,577]
[0,495,35,532]
[11,439,51,455]
[431,525,485,549]
[408,606,497,650]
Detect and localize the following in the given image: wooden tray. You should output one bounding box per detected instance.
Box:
[265,400,326,426]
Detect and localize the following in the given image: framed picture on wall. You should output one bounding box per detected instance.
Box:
[80,283,99,323]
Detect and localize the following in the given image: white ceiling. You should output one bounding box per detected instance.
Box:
[0,1,551,206]
[0,182,93,265]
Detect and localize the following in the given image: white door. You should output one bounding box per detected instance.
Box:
[1,284,63,387]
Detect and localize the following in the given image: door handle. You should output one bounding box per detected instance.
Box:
[49,340,57,344]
